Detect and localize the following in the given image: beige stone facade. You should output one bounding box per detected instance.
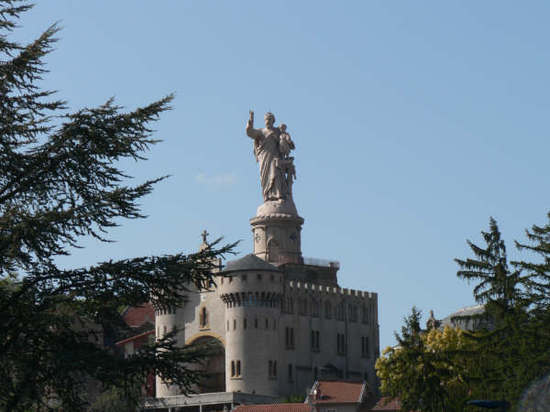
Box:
[156,247,379,398]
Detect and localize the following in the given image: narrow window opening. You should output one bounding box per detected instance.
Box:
[200,307,208,328]
[288,364,293,382]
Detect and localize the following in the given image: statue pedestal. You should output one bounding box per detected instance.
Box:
[250,200,304,265]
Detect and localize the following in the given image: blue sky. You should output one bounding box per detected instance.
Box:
[21,1,550,350]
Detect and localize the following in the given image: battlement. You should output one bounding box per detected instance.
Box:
[286,280,376,299]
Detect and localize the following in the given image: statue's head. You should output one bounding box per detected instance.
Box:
[264,112,275,127]
[280,123,287,132]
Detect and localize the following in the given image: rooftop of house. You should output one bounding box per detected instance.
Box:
[310,380,366,404]
[115,329,154,347]
[120,302,155,328]
[234,404,312,412]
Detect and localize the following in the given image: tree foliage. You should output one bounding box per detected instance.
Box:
[0,2,235,410]
[376,309,474,412]
[377,218,550,411]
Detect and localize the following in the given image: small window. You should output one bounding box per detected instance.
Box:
[311,330,320,351]
[336,302,345,321]
[244,318,247,329]
[200,307,208,328]
[265,318,269,329]
[337,333,347,355]
[288,364,293,382]
[361,336,369,358]
[285,327,295,349]
[311,298,320,317]
[270,274,275,282]
[227,320,229,331]
[298,298,308,316]
[268,360,277,378]
[257,273,262,280]
[242,274,247,282]
[236,360,241,376]
[233,319,237,330]
[349,304,358,323]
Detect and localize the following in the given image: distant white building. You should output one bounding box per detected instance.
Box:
[427,304,493,332]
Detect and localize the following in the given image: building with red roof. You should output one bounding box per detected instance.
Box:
[116,303,156,396]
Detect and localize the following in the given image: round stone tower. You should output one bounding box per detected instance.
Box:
[155,306,179,397]
[218,255,283,396]
[251,200,304,265]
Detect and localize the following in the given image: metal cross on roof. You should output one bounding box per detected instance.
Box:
[201,229,209,243]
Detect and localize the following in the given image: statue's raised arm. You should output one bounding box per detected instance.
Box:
[246,110,262,140]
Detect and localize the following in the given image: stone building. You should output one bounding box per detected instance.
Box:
[153,112,380,406]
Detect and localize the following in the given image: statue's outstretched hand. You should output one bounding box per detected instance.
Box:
[249,110,254,124]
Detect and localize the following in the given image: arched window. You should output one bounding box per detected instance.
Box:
[348,304,358,322]
[298,298,308,316]
[283,296,294,314]
[325,300,332,319]
[336,302,345,321]
[311,298,320,317]
[199,306,208,328]
[361,304,368,324]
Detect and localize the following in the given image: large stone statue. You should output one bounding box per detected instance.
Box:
[246,111,296,202]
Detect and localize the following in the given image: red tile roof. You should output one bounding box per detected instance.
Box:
[370,397,402,411]
[234,404,312,412]
[121,302,154,328]
[312,380,365,404]
[115,329,154,346]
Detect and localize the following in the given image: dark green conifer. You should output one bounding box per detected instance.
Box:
[455,218,543,407]
[0,2,234,410]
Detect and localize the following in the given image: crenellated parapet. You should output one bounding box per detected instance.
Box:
[286,280,377,299]
[281,280,378,326]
